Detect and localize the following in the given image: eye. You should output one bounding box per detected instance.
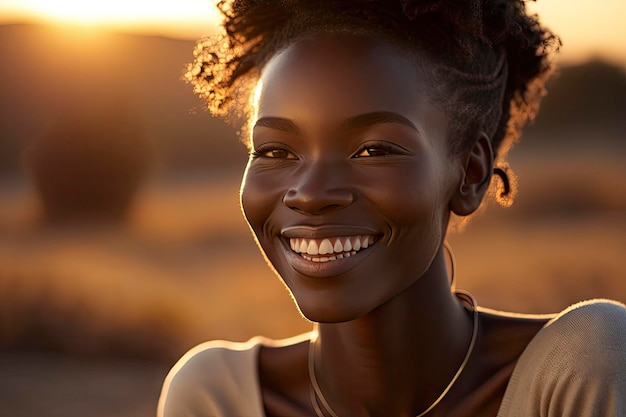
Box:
[352,141,407,158]
[354,146,390,158]
[263,149,296,159]
[251,144,298,160]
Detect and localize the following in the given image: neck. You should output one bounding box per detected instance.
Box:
[312,249,474,417]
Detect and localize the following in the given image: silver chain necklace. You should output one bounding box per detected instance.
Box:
[308,290,479,417]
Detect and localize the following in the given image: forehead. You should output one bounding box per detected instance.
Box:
[255,35,436,123]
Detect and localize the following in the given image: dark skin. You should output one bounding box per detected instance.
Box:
[240,35,552,417]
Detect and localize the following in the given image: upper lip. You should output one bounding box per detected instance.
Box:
[280,225,380,239]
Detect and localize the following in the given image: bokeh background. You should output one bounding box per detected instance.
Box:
[0,1,624,416]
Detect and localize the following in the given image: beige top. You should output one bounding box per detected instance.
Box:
[158,300,626,417]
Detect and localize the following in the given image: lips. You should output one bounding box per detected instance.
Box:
[279,226,381,277]
[289,235,376,262]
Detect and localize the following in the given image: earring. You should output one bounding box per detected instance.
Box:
[443,240,456,291]
[493,165,517,207]
[493,167,510,195]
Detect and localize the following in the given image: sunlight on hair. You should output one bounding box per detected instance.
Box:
[247,80,264,149]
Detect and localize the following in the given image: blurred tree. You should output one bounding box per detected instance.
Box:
[0,24,242,178]
[530,59,626,137]
[24,99,152,224]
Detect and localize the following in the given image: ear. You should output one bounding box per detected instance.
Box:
[450,132,494,216]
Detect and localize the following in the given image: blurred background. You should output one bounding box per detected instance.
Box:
[0,1,624,416]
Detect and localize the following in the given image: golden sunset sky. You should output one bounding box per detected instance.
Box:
[0,0,624,64]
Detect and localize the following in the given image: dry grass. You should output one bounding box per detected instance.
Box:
[0,149,624,416]
[0,150,625,360]
[0,351,169,417]
[446,149,626,311]
[0,176,310,362]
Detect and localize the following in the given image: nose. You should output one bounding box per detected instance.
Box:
[283,162,354,215]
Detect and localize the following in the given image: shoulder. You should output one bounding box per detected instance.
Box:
[157,333,314,417]
[548,298,626,330]
[157,338,266,417]
[540,299,626,361]
[498,299,626,416]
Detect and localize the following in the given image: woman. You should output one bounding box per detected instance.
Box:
[158,1,626,416]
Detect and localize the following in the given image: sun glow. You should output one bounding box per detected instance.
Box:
[0,0,220,38]
[0,0,624,62]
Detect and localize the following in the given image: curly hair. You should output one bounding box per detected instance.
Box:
[186,0,559,204]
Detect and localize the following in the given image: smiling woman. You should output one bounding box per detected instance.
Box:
[158,1,626,417]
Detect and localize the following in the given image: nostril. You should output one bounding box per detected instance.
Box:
[282,188,354,215]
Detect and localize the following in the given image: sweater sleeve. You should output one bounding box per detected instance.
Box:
[498,299,626,417]
[157,339,265,417]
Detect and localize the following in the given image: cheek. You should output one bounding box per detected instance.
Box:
[361,163,447,228]
[240,163,283,238]
[361,162,451,280]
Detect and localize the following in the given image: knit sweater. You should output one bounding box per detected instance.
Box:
[158,300,626,417]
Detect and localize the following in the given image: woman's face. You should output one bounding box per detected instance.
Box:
[241,35,463,323]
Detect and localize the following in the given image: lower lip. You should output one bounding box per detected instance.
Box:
[282,241,376,278]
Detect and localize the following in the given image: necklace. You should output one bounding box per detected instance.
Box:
[308,290,479,417]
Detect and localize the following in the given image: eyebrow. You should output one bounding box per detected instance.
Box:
[253,111,419,135]
[254,117,300,134]
[343,111,419,132]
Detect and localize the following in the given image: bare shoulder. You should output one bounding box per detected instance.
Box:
[258,334,311,385]
[258,334,312,417]
[476,306,553,366]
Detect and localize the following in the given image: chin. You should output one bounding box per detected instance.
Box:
[292,293,376,324]
[300,309,362,325]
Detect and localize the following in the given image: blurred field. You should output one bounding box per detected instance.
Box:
[0,21,623,417]
[1,144,625,416]
[0,352,168,417]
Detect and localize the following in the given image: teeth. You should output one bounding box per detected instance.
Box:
[307,240,319,255]
[319,239,333,255]
[289,235,377,262]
